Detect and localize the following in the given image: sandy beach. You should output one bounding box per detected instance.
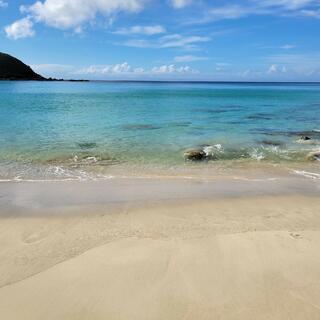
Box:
[0,175,320,319]
[1,4,320,317]
[2,5,320,317]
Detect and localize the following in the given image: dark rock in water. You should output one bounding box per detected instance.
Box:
[251,128,282,136]
[227,120,244,125]
[252,128,320,139]
[184,144,224,161]
[261,140,284,146]
[0,52,45,80]
[289,130,320,138]
[184,149,206,161]
[122,124,161,131]
[307,151,320,161]
[167,121,192,128]
[193,105,242,114]
[247,113,273,120]
[296,136,316,144]
[77,142,98,149]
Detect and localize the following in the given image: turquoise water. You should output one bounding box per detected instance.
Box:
[0,81,320,180]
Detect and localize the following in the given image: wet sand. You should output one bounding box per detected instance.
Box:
[0,175,320,319]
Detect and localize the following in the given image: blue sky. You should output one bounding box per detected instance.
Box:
[1,0,320,81]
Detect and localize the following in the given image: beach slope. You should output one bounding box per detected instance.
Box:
[0,184,320,319]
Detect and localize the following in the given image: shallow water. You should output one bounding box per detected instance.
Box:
[0,81,320,180]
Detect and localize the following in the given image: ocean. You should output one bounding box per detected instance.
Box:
[0,81,319,180]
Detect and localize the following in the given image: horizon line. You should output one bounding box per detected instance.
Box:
[41,79,320,84]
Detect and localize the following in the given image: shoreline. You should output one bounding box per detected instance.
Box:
[1,159,320,183]
[1,170,320,215]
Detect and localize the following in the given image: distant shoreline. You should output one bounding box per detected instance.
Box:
[0,78,89,82]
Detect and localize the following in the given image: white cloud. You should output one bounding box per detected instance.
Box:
[159,34,210,49]
[133,67,145,73]
[267,64,287,74]
[299,9,320,18]
[280,44,296,49]
[5,18,35,40]
[32,63,146,78]
[122,39,152,48]
[174,55,208,62]
[190,5,255,24]
[27,59,320,81]
[258,43,297,50]
[215,62,231,71]
[151,64,198,74]
[122,33,211,50]
[241,69,251,77]
[114,25,166,35]
[264,53,320,76]
[189,0,320,24]
[0,1,8,8]
[267,64,278,74]
[207,5,253,22]
[78,62,132,74]
[170,0,192,9]
[259,0,320,18]
[257,0,315,10]
[20,0,146,30]
[76,62,198,76]
[265,53,320,65]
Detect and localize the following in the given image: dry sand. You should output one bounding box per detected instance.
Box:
[1,182,320,320]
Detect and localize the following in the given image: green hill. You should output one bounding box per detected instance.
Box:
[0,52,45,80]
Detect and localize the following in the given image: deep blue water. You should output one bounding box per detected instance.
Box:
[0,81,320,179]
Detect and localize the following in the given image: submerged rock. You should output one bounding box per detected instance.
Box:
[261,140,284,147]
[122,124,161,131]
[77,142,98,149]
[184,149,206,161]
[296,136,314,144]
[247,113,273,120]
[307,151,320,161]
[184,144,223,161]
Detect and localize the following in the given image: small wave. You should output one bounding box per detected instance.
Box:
[71,153,119,166]
[250,148,265,161]
[47,165,114,181]
[185,143,311,163]
[233,176,279,182]
[76,156,99,164]
[203,144,223,157]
